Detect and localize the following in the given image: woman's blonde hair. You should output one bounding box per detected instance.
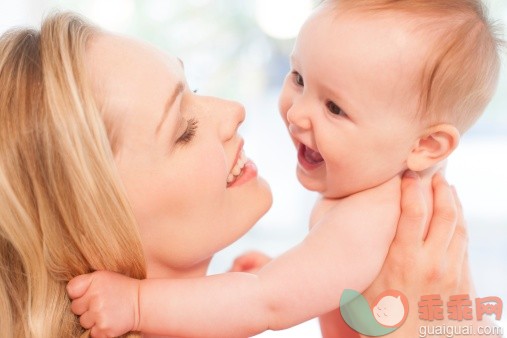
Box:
[0,12,146,337]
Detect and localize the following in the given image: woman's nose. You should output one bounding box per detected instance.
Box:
[218,99,245,141]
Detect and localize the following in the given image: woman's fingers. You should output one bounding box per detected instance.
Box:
[395,170,427,247]
[447,187,469,279]
[425,173,458,252]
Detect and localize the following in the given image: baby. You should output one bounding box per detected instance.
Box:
[67,0,501,336]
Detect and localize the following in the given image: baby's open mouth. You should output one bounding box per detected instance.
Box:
[298,143,324,170]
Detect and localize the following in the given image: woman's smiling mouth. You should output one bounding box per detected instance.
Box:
[227,148,258,188]
[227,149,247,184]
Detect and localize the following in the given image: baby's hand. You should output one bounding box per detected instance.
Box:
[229,250,272,273]
[67,271,140,338]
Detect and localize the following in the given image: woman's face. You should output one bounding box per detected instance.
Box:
[86,34,272,278]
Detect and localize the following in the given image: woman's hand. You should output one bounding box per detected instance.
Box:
[361,171,473,337]
[320,171,472,338]
[364,171,470,298]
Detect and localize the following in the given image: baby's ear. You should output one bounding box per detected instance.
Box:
[407,124,460,172]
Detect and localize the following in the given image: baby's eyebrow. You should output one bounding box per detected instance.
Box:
[155,81,185,135]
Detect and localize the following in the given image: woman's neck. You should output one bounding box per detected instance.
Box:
[146,257,212,279]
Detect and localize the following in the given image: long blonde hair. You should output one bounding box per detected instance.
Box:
[0,12,146,337]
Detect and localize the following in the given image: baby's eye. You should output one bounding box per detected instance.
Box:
[292,71,304,86]
[326,101,346,116]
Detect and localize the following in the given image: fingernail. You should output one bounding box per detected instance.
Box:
[404,170,419,179]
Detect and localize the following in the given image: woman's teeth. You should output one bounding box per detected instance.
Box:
[227,150,247,184]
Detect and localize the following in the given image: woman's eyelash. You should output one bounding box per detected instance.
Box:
[176,118,198,144]
[192,89,198,93]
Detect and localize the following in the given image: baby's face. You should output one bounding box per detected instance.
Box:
[279,5,428,198]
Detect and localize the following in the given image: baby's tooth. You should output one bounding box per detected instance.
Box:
[237,158,245,168]
[227,173,234,183]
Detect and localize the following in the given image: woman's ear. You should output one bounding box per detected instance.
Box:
[407,124,460,172]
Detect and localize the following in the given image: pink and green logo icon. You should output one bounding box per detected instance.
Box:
[340,289,409,336]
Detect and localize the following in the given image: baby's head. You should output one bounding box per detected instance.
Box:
[279,0,502,198]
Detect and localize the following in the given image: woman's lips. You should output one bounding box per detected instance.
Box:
[297,143,324,171]
[227,159,258,188]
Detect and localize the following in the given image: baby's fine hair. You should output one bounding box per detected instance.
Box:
[326,0,503,133]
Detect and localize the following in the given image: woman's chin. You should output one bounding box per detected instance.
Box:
[257,176,273,214]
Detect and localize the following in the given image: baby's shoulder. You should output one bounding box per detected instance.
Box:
[309,197,340,228]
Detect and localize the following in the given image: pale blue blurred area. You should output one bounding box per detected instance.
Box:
[1,1,505,337]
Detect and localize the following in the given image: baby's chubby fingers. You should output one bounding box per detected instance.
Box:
[71,295,90,316]
[67,273,94,300]
[79,311,95,330]
[67,273,95,316]
[66,270,141,335]
[90,326,111,338]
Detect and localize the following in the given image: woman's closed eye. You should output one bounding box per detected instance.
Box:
[176,118,198,144]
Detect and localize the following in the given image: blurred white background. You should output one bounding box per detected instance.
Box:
[1,0,505,337]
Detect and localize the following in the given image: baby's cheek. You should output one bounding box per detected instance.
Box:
[277,89,292,123]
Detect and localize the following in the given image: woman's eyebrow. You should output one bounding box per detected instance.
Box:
[155,81,185,135]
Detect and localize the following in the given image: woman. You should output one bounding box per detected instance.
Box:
[0,12,470,337]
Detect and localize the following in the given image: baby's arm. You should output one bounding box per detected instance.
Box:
[68,181,400,337]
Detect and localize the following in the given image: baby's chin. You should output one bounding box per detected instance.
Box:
[296,171,391,200]
[296,173,349,199]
